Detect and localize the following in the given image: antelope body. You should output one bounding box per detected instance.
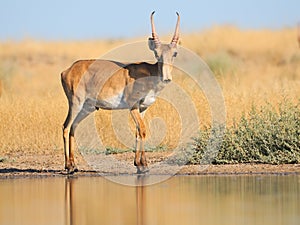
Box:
[61,12,180,173]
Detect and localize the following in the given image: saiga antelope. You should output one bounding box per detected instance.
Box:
[61,11,180,173]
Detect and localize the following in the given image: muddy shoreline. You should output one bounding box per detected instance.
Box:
[0,152,299,179]
[0,164,299,179]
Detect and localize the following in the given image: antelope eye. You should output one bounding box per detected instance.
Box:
[173,52,178,57]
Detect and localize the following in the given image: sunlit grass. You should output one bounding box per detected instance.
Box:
[0,26,299,164]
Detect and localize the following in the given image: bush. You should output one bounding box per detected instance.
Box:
[191,100,300,164]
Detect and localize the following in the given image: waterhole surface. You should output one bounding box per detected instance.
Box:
[0,175,299,225]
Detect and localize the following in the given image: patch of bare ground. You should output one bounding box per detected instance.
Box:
[0,151,299,179]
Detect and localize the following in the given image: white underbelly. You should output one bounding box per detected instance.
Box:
[140,90,158,108]
[96,92,128,109]
[96,89,160,110]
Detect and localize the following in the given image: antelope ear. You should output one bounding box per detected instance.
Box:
[148,38,156,50]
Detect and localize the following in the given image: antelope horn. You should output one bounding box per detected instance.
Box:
[150,11,161,47]
[171,12,180,45]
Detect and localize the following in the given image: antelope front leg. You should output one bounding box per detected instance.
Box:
[134,134,141,167]
[130,109,149,174]
[139,135,148,169]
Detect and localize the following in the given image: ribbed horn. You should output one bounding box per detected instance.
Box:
[171,12,180,45]
[150,11,161,47]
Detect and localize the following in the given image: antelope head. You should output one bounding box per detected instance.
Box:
[148,11,180,83]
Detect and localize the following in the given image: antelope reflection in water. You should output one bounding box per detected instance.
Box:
[64,178,74,225]
[64,176,147,225]
[136,175,147,225]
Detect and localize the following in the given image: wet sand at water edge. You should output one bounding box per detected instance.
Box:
[0,151,299,178]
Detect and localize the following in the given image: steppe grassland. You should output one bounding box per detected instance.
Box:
[0,27,299,156]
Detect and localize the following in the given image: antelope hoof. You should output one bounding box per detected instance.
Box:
[65,164,78,174]
[136,166,149,174]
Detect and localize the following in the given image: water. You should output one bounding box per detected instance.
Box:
[0,175,299,225]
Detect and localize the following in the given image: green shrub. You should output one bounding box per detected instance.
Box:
[191,100,300,164]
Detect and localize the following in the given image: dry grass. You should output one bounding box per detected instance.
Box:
[0,27,299,159]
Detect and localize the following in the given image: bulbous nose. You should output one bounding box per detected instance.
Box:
[163,78,172,84]
[162,64,173,83]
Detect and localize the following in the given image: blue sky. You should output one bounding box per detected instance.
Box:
[0,0,299,40]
